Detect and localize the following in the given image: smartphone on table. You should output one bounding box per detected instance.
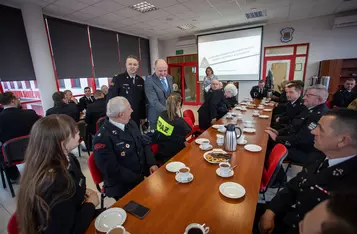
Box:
[123,200,150,219]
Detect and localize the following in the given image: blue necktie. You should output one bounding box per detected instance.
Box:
[160,79,168,93]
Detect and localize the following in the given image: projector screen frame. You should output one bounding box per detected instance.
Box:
[197,25,264,82]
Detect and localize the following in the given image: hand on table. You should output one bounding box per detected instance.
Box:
[259,209,276,234]
[266,127,278,135]
[265,128,279,141]
[149,165,159,174]
[85,188,99,207]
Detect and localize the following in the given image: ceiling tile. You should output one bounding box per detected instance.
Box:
[43,0,58,3]
[163,3,190,14]
[44,4,75,16]
[148,0,179,8]
[174,10,196,19]
[288,3,312,21]
[130,22,152,29]
[54,0,89,11]
[133,14,156,22]
[182,0,216,13]
[309,0,343,17]
[92,0,126,12]
[267,5,289,18]
[145,18,168,26]
[101,12,127,21]
[112,0,140,6]
[144,9,173,19]
[107,20,131,28]
[77,0,101,4]
[119,17,140,25]
[80,5,108,17]
[88,16,111,25]
[114,7,143,17]
[68,11,94,21]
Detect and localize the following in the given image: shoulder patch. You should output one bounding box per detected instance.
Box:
[94,143,106,151]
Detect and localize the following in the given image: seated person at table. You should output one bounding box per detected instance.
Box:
[101,85,109,96]
[224,83,238,109]
[271,80,289,103]
[64,90,79,105]
[265,85,329,165]
[258,108,357,234]
[17,115,100,234]
[153,93,191,164]
[0,92,40,183]
[79,87,95,111]
[198,79,228,130]
[331,78,357,108]
[299,191,357,234]
[272,83,305,130]
[85,90,106,136]
[46,92,80,122]
[347,97,357,110]
[250,80,268,99]
[93,97,158,200]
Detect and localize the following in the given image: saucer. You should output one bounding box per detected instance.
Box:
[226,115,233,119]
[243,128,256,133]
[199,144,213,151]
[175,173,194,183]
[244,144,262,152]
[95,208,127,233]
[263,109,272,112]
[219,182,246,199]
[259,115,269,119]
[195,138,210,144]
[237,140,247,145]
[166,161,186,173]
[216,168,234,178]
[218,128,226,133]
[212,124,224,129]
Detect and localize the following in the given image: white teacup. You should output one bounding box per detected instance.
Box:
[218,126,226,132]
[184,223,210,234]
[106,226,126,234]
[252,110,259,116]
[216,134,224,146]
[238,135,246,144]
[176,167,190,179]
[226,113,232,118]
[201,142,211,150]
[219,162,231,176]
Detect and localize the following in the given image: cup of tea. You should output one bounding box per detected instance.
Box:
[201,141,211,150]
[238,134,245,144]
[219,162,231,175]
[226,112,232,118]
[216,134,224,146]
[106,226,126,234]
[252,110,259,116]
[184,223,210,234]
[176,167,190,179]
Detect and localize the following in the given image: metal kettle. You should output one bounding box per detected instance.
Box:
[224,124,242,152]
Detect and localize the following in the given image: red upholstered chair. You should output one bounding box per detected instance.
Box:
[260,144,288,201]
[325,100,332,109]
[183,109,204,135]
[183,117,196,143]
[8,214,18,234]
[88,153,106,209]
[151,144,159,156]
[76,121,90,157]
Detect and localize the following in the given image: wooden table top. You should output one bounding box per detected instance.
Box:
[85,100,273,234]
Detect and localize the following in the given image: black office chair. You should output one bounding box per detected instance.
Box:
[77,121,90,157]
[1,135,29,197]
[96,116,107,132]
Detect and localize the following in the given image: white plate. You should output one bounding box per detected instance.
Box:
[199,144,213,151]
[212,124,224,129]
[203,149,228,164]
[263,109,272,112]
[252,113,259,116]
[95,208,127,233]
[216,168,234,178]
[195,138,210,144]
[175,173,194,183]
[244,144,262,152]
[243,128,256,133]
[166,161,186,173]
[219,182,246,199]
[237,140,247,145]
[218,128,226,133]
[257,106,264,110]
[226,115,233,119]
[259,115,269,119]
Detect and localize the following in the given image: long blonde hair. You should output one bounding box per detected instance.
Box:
[166,93,182,122]
[17,115,78,234]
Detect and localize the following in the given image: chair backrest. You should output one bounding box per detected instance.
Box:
[76,120,87,139]
[8,214,18,234]
[183,117,194,128]
[325,100,332,109]
[260,144,288,192]
[87,153,103,185]
[2,135,29,165]
[96,116,107,132]
[183,109,195,125]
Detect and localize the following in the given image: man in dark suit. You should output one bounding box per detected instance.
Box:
[259,108,357,234]
[0,92,40,182]
[46,92,80,122]
[64,90,79,105]
[86,90,106,135]
[79,87,95,111]
[106,55,146,127]
[272,83,305,130]
[250,80,268,99]
[331,78,357,108]
[93,97,158,200]
[145,59,173,129]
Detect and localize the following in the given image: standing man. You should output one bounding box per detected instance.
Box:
[331,78,357,108]
[145,59,173,129]
[79,87,95,111]
[250,80,268,99]
[101,85,109,95]
[106,55,146,128]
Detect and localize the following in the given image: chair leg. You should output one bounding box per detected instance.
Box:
[101,194,105,209]
[3,167,15,198]
[78,145,81,158]
[0,165,6,189]
[262,192,266,202]
[84,141,90,157]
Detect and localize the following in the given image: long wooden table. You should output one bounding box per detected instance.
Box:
[85,101,273,234]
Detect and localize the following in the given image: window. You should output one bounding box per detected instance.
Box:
[59,79,65,88]
[33,80,38,88]
[71,78,81,88]
[95,78,100,88]
[17,81,23,89]
[10,82,15,89]
[25,81,31,89]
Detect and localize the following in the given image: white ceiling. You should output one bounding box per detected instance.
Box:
[1,0,357,40]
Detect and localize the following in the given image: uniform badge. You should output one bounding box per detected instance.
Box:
[110,82,115,86]
[280,27,294,43]
[126,144,130,148]
[333,168,344,176]
[285,141,291,147]
[112,130,118,135]
[121,151,126,156]
[94,143,106,150]
[308,122,317,130]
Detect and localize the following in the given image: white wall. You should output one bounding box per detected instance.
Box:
[162,38,197,57]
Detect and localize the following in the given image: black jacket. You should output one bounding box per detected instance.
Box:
[153,111,191,162]
[79,96,95,111]
[198,89,228,130]
[0,107,40,143]
[276,103,328,153]
[268,155,357,234]
[250,85,268,99]
[85,98,106,135]
[46,103,80,122]
[41,154,96,234]
[107,72,146,127]
[274,97,306,127]
[331,87,357,108]
[225,96,238,110]
[93,120,157,198]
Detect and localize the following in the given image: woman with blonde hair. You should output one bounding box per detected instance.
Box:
[224,83,238,109]
[17,115,100,234]
[154,93,192,164]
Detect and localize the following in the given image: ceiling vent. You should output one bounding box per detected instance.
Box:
[333,14,357,28]
[245,9,267,19]
[177,24,196,31]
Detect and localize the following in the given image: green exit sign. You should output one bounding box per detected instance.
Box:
[176,49,184,55]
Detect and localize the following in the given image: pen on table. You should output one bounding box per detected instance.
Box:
[315,185,329,195]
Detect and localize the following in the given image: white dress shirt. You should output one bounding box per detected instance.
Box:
[109,119,125,131]
[328,155,356,167]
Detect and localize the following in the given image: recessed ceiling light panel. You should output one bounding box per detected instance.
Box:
[130,1,159,13]
[177,24,196,30]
